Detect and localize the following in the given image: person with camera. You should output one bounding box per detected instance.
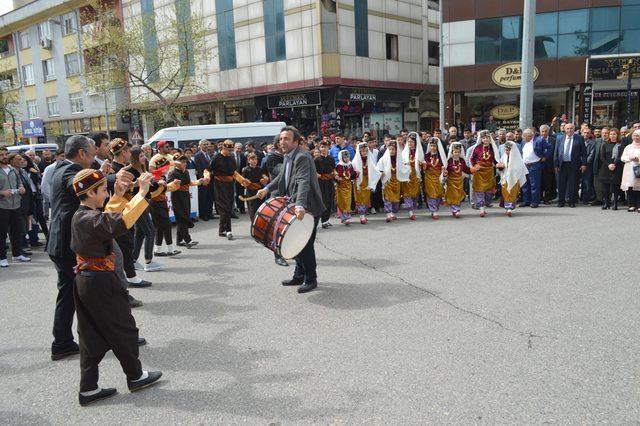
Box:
[0,147,29,268]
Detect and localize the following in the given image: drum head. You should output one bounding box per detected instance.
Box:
[279,214,314,260]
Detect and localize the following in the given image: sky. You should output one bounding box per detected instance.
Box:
[0,2,12,16]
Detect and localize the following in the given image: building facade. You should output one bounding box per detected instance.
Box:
[124,0,441,139]
[442,0,640,131]
[0,0,127,145]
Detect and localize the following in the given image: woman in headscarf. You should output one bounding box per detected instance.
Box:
[421,137,447,220]
[335,149,356,225]
[469,130,501,217]
[352,142,381,224]
[400,134,424,220]
[498,141,528,217]
[597,127,623,210]
[620,129,640,212]
[377,141,402,222]
[443,142,471,218]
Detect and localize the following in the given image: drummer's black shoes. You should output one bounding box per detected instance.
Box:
[298,281,317,293]
[79,387,117,406]
[138,337,147,346]
[275,257,289,267]
[282,277,303,286]
[128,371,163,392]
[51,341,80,361]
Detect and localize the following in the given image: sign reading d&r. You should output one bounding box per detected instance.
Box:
[491,62,539,89]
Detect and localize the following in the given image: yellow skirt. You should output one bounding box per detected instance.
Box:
[473,165,496,192]
[424,169,444,199]
[445,174,466,206]
[383,175,402,203]
[336,180,353,212]
[401,168,421,198]
[502,183,520,203]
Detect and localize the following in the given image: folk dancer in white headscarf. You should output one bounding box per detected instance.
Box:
[421,137,448,220]
[400,133,425,220]
[443,142,472,218]
[335,150,356,225]
[498,141,528,217]
[352,142,381,224]
[469,130,501,217]
[377,141,408,222]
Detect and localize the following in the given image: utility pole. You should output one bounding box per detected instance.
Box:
[438,0,445,131]
[626,58,633,125]
[519,0,536,129]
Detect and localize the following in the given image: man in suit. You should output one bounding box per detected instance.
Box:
[232,142,246,214]
[193,139,214,220]
[554,123,587,207]
[539,124,557,204]
[579,127,596,204]
[257,126,325,294]
[47,136,97,360]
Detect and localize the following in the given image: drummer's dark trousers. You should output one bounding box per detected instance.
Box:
[214,180,234,234]
[293,216,320,283]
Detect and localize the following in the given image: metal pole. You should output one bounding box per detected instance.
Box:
[103,90,111,140]
[519,0,536,129]
[627,59,633,126]
[438,1,445,131]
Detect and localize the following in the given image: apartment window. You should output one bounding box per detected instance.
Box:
[215,0,237,71]
[18,31,30,50]
[354,0,369,57]
[428,41,439,66]
[47,96,60,117]
[69,91,84,114]
[26,100,38,119]
[37,21,51,40]
[386,34,398,61]
[263,0,286,62]
[140,0,160,81]
[61,12,77,36]
[65,52,80,76]
[175,0,195,75]
[42,58,56,81]
[21,64,34,85]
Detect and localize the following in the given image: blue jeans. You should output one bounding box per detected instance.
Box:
[523,162,543,205]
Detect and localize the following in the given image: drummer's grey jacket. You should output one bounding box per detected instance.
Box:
[266,147,325,218]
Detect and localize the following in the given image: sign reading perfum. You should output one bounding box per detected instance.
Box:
[491,62,539,89]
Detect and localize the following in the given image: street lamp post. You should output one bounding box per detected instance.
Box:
[519,0,536,129]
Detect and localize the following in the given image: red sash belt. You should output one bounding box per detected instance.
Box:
[214,175,234,183]
[318,173,334,181]
[178,184,190,192]
[74,253,116,273]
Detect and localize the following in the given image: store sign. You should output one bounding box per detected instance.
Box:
[490,104,520,120]
[22,119,45,137]
[594,90,639,100]
[491,62,539,88]
[336,87,411,103]
[588,57,640,81]
[349,89,377,102]
[267,91,321,109]
[583,84,593,124]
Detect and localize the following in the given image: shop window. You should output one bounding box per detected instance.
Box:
[476,40,500,64]
[590,7,620,32]
[264,0,286,62]
[621,29,640,53]
[354,0,369,57]
[557,9,588,35]
[216,0,237,71]
[557,33,588,57]
[621,6,640,29]
[476,18,501,42]
[535,12,558,37]
[535,35,557,59]
[428,41,439,66]
[589,31,621,55]
[386,34,398,61]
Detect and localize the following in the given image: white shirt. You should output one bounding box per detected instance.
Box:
[563,136,573,161]
[1,165,10,176]
[94,156,105,166]
[522,141,539,164]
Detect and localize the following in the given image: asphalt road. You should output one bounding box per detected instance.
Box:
[0,204,638,424]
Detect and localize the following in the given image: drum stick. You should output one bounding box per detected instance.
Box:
[239,194,260,202]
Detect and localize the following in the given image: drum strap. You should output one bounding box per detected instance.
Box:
[270,197,292,251]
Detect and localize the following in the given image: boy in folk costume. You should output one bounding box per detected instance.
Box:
[352,142,381,224]
[469,130,501,217]
[497,141,528,217]
[421,137,448,220]
[314,141,336,229]
[241,153,267,223]
[377,141,406,222]
[169,153,209,248]
[148,155,181,256]
[401,134,425,220]
[443,142,472,218]
[335,150,357,225]
[70,169,162,406]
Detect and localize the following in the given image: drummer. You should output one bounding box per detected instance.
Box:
[257,126,325,294]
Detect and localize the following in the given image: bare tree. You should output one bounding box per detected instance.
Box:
[81,0,209,127]
[0,67,19,144]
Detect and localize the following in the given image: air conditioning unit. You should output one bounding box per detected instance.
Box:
[40,37,52,49]
[409,96,420,110]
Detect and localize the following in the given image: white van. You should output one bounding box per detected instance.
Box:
[147,122,287,149]
[6,143,59,154]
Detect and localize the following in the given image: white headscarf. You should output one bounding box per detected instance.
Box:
[499,141,528,191]
[377,142,403,184]
[396,137,412,182]
[446,141,469,178]
[469,130,501,164]
[353,142,381,190]
[338,149,351,167]
[406,132,425,178]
